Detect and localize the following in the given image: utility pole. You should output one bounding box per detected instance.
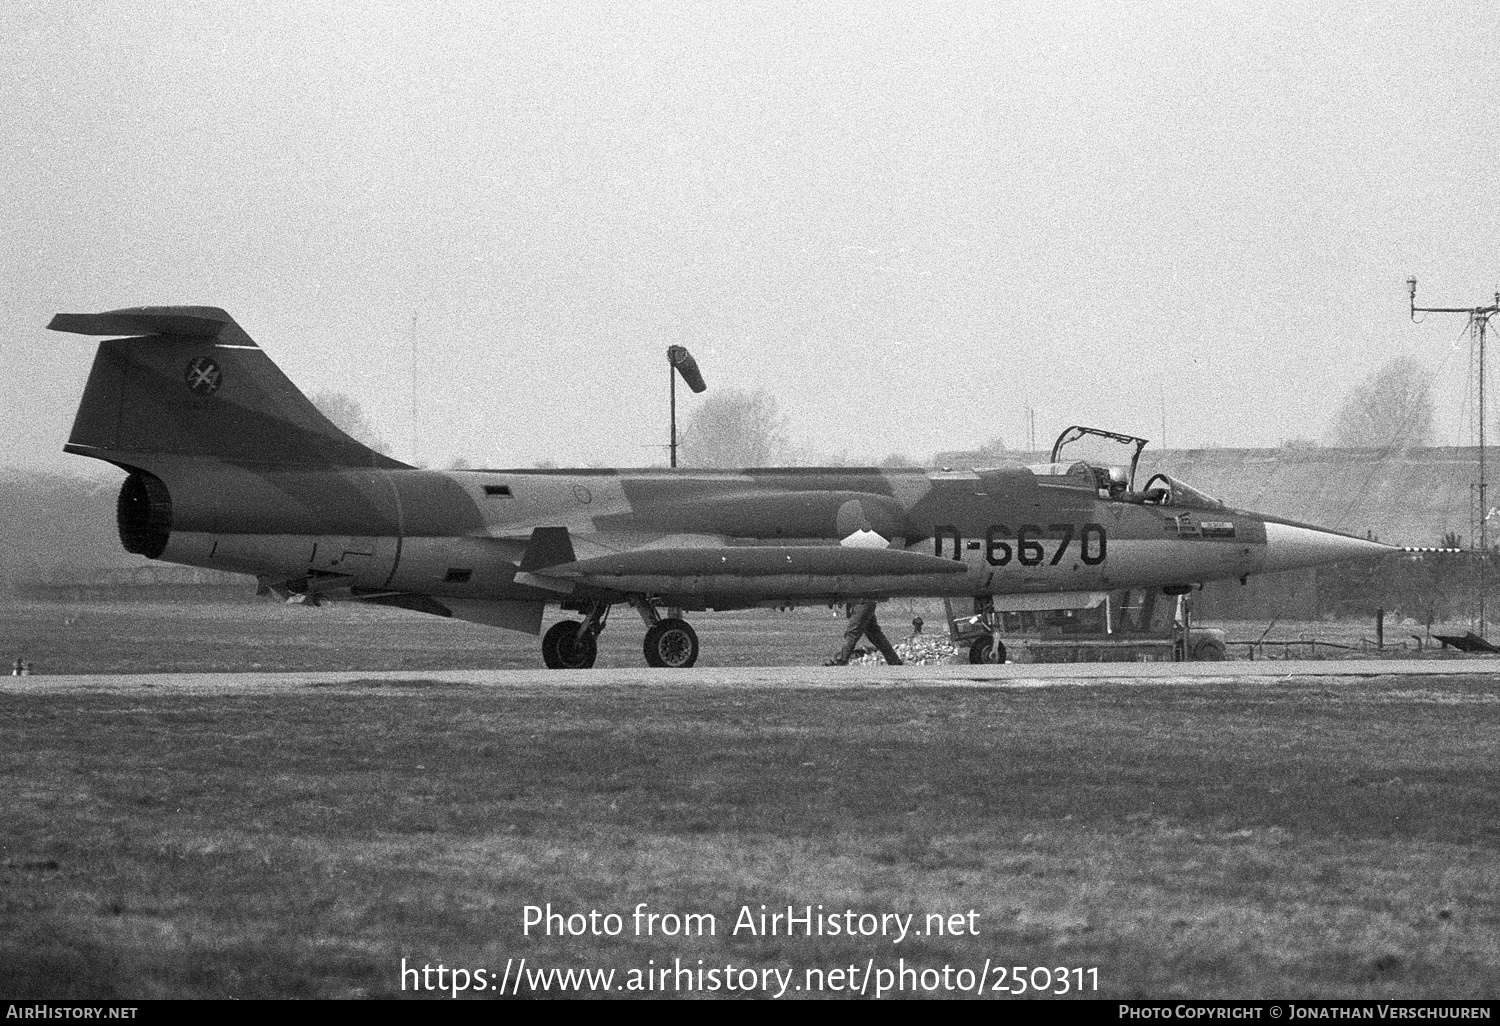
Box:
[1408,277,1500,635]
[1160,387,1168,450]
[409,311,419,466]
[666,345,706,467]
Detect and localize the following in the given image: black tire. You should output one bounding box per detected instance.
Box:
[542,620,597,669]
[968,637,1007,664]
[1191,636,1227,662]
[644,618,699,668]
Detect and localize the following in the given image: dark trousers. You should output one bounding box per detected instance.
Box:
[830,600,903,665]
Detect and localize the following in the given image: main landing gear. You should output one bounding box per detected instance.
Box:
[539,600,702,669]
[643,617,699,668]
[541,603,607,669]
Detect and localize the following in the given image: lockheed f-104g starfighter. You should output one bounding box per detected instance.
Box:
[52,307,1391,668]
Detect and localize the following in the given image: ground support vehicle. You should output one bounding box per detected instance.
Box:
[946,589,1228,664]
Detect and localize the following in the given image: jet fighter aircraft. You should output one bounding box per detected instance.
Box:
[52,306,1393,668]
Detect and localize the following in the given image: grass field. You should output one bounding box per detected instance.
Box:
[2,599,1498,1000]
[2,597,893,674]
[0,595,1469,675]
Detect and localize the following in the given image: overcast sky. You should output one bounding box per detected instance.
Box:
[5,2,1500,479]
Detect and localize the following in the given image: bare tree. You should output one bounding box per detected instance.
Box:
[934,434,1009,468]
[310,391,393,455]
[1328,357,1434,449]
[972,435,1009,463]
[679,388,792,468]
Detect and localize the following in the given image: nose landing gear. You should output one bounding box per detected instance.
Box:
[968,636,1008,664]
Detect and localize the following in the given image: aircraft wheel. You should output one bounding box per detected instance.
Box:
[542,620,598,669]
[968,637,1007,664]
[644,618,699,668]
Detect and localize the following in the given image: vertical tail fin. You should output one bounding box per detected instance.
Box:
[50,307,408,469]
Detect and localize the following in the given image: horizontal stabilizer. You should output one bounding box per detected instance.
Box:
[519,526,577,571]
[550,545,967,579]
[48,307,256,346]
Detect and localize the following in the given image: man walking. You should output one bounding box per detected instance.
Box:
[825,599,903,665]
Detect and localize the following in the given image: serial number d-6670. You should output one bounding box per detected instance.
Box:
[932,523,1108,567]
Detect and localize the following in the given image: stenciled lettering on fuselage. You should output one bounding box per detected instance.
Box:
[1162,514,1237,539]
[931,523,1108,567]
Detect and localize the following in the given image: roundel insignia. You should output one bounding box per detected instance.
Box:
[185,357,223,396]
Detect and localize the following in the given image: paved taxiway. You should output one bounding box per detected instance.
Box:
[2,659,1497,696]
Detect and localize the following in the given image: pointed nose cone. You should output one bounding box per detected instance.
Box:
[1261,521,1396,573]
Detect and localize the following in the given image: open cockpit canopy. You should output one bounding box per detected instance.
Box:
[1030,426,1224,508]
[1026,426,1148,498]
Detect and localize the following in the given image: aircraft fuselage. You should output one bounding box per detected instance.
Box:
[113,455,1364,618]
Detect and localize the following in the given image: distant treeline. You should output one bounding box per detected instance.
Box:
[1198,552,1481,626]
[0,469,245,595]
[1,469,131,591]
